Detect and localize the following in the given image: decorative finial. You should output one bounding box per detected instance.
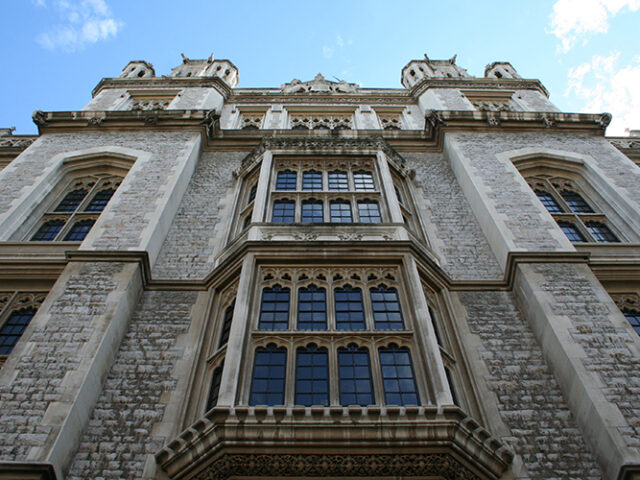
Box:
[180,53,189,64]
[449,54,457,64]
[207,53,215,63]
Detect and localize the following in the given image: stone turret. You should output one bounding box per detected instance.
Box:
[401,54,470,88]
[118,61,155,79]
[485,62,521,79]
[169,53,239,87]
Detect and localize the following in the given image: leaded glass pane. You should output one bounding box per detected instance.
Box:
[54,189,88,212]
[85,188,115,212]
[379,347,419,405]
[328,170,349,191]
[295,346,329,406]
[535,190,563,214]
[558,221,586,243]
[259,286,290,330]
[31,220,65,241]
[297,285,326,330]
[370,286,404,330]
[0,307,37,355]
[249,345,287,405]
[357,201,381,223]
[586,221,619,243]
[301,200,323,223]
[272,200,295,222]
[330,200,352,223]
[276,170,297,191]
[561,190,594,213]
[302,170,322,191]
[63,219,95,241]
[338,345,374,406]
[353,171,375,191]
[334,287,365,330]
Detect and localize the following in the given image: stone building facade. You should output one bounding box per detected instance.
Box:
[0,53,639,480]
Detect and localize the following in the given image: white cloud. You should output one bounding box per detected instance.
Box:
[322,46,333,59]
[549,0,640,52]
[322,34,349,60]
[566,53,640,135]
[35,0,123,52]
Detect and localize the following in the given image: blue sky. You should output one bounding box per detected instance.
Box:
[1,0,639,135]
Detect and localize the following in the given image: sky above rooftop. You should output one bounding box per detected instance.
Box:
[1,0,639,135]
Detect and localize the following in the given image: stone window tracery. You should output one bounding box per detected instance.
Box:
[527,176,621,243]
[289,114,353,131]
[29,174,122,242]
[610,294,640,336]
[269,158,385,224]
[244,266,428,407]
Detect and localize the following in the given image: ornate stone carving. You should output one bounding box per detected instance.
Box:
[32,110,48,126]
[201,109,221,137]
[599,112,612,128]
[281,73,359,94]
[193,453,482,480]
[0,137,36,149]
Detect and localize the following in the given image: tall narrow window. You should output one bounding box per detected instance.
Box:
[558,221,586,243]
[353,171,375,191]
[586,222,619,243]
[31,220,65,241]
[297,285,327,330]
[357,201,381,223]
[444,367,459,406]
[259,285,290,330]
[63,219,95,241]
[334,286,365,330]
[272,200,295,223]
[85,188,115,212]
[0,307,37,355]
[205,363,224,411]
[54,189,88,212]
[302,170,323,191]
[338,344,374,406]
[535,190,562,213]
[622,308,640,335]
[561,190,593,213]
[218,300,235,348]
[248,184,257,204]
[370,286,404,330]
[301,199,323,223]
[249,344,287,406]
[379,346,419,406]
[328,170,349,191]
[330,200,352,223]
[295,345,329,406]
[276,170,297,191]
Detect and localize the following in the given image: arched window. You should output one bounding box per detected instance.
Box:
[259,285,290,330]
[297,285,326,330]
[334,286,365,330]
[357,200,381,223]
[272,199,295,223]
[249,344,287,406]
[353,170,375,191]
[0,307,37,355]
[295,344,329,406]
[379,345,419,406]
[328,170,349,191]
[370,285,404,330]
[337,344,374,406]
[527,176,621,243]
[205,363,224,411]
[302,170,322,191]
[29,175,122,242]
[301,199,323,223]
[329,200,352,223]
[275,170,297,191]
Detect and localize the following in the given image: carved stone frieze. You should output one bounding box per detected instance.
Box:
[192,453,481,480]
[281,73,359,94]
[0,137,37,149]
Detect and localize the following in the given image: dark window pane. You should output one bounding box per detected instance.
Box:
[85,188,115,212]
[353,171,375,191]
[586,221,619,243]
[276,170,297,191]
[297,285,326,330]
[328,170,349,191]
[272,200,295,223]
[622,309,640,335]
[63,219,95,241]
[248,184,257,204]
[259,286,290,330]
[370,286,404,330]
[379,347,419,406]
[0,307,37,355]
[54,189,88,212]
[444,367,459,406]
[395,186,403,205]
[205,363,224,411]
[557,221,586,243]
[561,190,594,213]
[357,201,381,223]
[301,200,323,223]
[249,345,287,406]
[535,190,563,213]
[330,200,352,223]
[338,345,374,406]
[295,346,329,406]
[218,301,235,348]
[31,220,65,241]
[334,287,365,330]
[302,170,323,191]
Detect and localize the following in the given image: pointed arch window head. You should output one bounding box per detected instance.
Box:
[272,200,295,223]
[276,170,297,191]
[295,344,329,406]
[357,201,381,223]
[586,221,619,243]
[301,199,324,223]
[338,344,374,406]
[535,189,563,214]
[249,344,287,406]
[302,170,323,191]
[334,286,365,330]
[206,363,224,411]
[28,174,122,242]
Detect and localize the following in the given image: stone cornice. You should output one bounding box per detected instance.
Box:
[0,134,38,151]
[155,405,513,480]
[91,76,232,99]
[409,77,550,98]
[229,88,413,105]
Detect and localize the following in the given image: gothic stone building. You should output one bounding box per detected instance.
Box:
[0,53,639,480]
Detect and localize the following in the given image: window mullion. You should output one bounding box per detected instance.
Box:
[285,340,295,405]
[328,345,339,406]
[369,340,383,405]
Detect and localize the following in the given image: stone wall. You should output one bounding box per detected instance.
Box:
[67,290,199,479]
[458,289,603,479]
[404,152,503,280]
[152,151,244,280]
[0,262,126,461]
